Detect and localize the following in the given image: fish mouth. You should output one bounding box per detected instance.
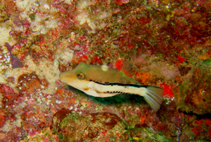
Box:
[59,72,68,83]
[59,73,63,81]
[59,71,76,85]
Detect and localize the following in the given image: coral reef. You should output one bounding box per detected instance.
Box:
[177,58,211,115]
[0,3,9,22]
[0,0,210,141]
[53,109,129,141]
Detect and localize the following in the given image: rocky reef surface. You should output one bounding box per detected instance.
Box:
[0,0,210,141]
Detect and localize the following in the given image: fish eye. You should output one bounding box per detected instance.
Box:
[76,72,85,80]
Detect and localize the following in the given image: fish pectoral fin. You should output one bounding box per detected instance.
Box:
[140,86,163,112]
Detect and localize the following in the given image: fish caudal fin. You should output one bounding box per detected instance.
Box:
[142,86,163,112]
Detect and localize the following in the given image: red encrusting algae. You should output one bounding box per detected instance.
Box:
[160,83,174,98]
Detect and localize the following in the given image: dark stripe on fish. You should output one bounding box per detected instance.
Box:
[89,80,148,88]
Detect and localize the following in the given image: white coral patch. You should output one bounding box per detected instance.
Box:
[44,3,50,10]
[0,26,11,46]
[77,0,95,10]
[15,0,30,11]
[3,56,60,94]
[76,11,96,33]
[29,12,58,35]
[45,19,58,29]
[56,48,74,64]
[64,0,74,5]
[76,11,90,25]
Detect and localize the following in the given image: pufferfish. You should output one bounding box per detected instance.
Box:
[60,62,163,112]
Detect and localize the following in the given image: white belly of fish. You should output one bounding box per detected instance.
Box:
[83,81,147,97]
